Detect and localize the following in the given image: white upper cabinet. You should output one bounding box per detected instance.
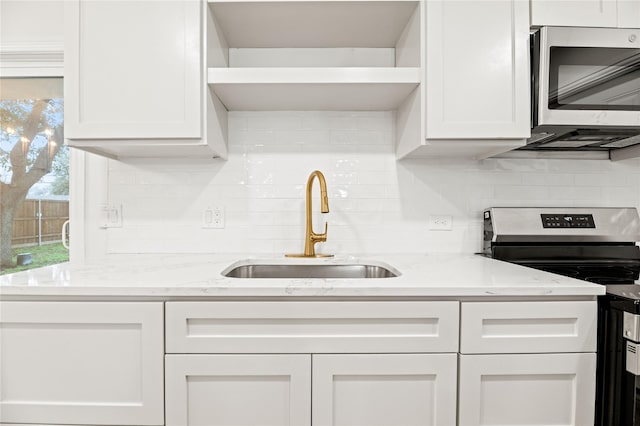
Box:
[397,0,531,160]
[618,1,640,28]
[65,0,227,159]
[62,0,544,160]
[63,0,539,160]
[531,0,640,28]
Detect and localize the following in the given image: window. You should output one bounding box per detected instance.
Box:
[0,77,68,273]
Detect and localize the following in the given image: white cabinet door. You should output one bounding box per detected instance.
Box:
[0,302,164,425]
[530,0,618,27]
[424,0,530,141]
[458,353,596,426]
[312,354,457,426]
[65,0,201,139]
[618,0,640,27]
[165,354,311,426]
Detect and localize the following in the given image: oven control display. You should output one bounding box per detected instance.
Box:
[541,214,595,228]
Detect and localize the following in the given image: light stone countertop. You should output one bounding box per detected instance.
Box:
[0,253,605,299]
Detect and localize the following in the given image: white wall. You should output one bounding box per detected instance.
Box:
[104,111,640,255]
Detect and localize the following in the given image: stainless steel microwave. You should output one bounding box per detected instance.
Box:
[523,26,640,160]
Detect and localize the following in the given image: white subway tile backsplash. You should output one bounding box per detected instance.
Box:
[547,186,603,200]
[105,111,640,255]
[521,173,575,186]
[493,185,548,201]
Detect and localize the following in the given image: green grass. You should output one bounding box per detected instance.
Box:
[0,243,69,275]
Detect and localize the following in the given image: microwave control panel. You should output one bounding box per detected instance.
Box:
[541,213,595,228]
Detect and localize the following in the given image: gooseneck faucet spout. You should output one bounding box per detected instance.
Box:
[286,170,333,258]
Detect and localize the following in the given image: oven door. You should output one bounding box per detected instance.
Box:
[534,26,640,128]
[597,301,640,426]
[622,344,640,426]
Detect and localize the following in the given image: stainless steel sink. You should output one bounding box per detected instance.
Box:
[223,263,399,279]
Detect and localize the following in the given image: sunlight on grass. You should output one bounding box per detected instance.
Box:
[1,243,69,275]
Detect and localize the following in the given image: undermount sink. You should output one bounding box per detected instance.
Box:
[222,262,400,279]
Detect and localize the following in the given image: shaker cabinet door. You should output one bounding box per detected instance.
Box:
[312,354,457,426]
[424,0,530,140]
[458,353,596,426]
[530,0,618,27]
[65,0,201,139]
[618,0,640,28]
[165,354,311,426]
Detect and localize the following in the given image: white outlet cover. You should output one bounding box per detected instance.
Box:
[203,206,225,229]
[428,215,452,231]
[100,204,123,228]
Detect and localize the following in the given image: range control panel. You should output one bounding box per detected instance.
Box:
[541,213,595,228]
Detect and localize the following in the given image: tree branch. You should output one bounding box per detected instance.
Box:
[9,100,49,185]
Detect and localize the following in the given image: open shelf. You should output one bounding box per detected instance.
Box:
[208,67,420,110]
[207,1,420,48]
[204,0,423,155]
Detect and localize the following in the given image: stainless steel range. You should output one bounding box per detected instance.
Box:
[483,207,640,426]
[483,207,640,284]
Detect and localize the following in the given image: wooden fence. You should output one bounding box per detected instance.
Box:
[12,199,69,247]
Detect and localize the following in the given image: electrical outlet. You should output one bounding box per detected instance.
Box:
[203,206,225,229]
[429,215,452,231]
[100,204,123,228]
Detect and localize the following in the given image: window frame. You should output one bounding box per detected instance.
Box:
[1,40,103,263]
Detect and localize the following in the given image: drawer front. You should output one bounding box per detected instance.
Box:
[460,301,596,354]
[166,301,459,353]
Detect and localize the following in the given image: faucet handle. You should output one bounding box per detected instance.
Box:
[312,222,328,242]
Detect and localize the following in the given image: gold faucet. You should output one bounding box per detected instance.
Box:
[286,170,333,258]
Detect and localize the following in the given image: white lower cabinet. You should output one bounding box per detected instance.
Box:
[0,302,164,425]
[458,301,598,426]
[164,301,460,426]
[164,353,457,426]
[165,354,312,426]
[312,354,457,426]
[458,353,596,426]
[0,298,598,425]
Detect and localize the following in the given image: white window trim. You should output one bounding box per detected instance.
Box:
[1,40,107,263]
[0,41,64,78]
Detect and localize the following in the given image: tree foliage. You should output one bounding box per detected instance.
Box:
[50,146,69,195]
[0,98,64,268]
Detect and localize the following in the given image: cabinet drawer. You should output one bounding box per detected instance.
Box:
[460,301,596,354]
[166,301,459,353]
